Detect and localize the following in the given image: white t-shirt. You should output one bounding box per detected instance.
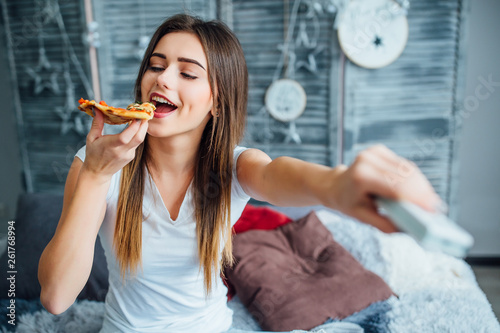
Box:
[75,145,251,333]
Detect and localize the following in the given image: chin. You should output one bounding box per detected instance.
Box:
[146,121,173,138]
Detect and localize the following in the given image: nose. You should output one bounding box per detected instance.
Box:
[156,66,176,90]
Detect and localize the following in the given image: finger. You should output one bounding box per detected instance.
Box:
[382,160,441,212]
[357,150,442,212]
[129,119,149,148]
[114,119,142,146]
[350,161,401,201]
[358,146,417,188]
[87,108,104,143]
[367,144,402,166]
[353,203,398,233]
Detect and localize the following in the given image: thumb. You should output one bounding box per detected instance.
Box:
[87,108,104,143]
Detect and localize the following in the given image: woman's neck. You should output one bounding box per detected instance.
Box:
[146,134,199,178]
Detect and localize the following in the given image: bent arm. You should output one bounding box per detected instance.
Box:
[38,111,148,314]
[38,158,108,315]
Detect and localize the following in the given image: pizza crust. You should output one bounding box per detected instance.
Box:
[78,98,155,125]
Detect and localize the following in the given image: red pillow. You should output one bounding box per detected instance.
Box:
[232,204,293,234]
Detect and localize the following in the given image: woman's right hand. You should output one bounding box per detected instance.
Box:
[81,109,149,182]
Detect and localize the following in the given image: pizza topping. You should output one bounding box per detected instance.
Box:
[126,101,154,111]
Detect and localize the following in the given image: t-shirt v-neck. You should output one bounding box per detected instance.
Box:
[146,170,194,225]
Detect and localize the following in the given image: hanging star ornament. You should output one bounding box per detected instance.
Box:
[283,121,302,144]
[295,44,325,74]
[54,62,91,136]
[25,45,61,95]
[54,68,76,134]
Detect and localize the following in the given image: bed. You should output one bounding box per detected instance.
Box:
[1,194,499,333]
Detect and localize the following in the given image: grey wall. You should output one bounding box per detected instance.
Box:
[458,0,500,256]
[0,8,23,225]
[1,0,498,256]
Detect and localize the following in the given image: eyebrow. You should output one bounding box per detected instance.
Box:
[150,53,206,71]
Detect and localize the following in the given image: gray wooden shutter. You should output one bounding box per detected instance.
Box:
[232,0,340,166]
[1,0,91,193]
[232,0,466,216]
[342,0,466,213]
[1,0,217,193]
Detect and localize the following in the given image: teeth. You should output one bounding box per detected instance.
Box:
[152,95,176,107]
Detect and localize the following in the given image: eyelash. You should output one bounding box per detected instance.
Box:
[147,66,163,73]
[181,73,197,80]
[147,66,197,80]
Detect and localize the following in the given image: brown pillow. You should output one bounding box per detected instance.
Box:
[226,211,393,331]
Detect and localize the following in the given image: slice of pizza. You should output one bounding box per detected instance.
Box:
[78,98,155,125]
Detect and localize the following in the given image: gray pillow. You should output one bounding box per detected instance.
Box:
[0,193,109,301]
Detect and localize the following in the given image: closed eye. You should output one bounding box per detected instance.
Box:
[147,66,164,73]
[181,72,197,80]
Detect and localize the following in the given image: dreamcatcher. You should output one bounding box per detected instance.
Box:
[337,0,410,69]
[262,0,329,145]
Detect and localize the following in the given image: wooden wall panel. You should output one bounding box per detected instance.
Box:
[232,0,340,167]
[4,0,467,218]
[342,0,463,204]
[1,0,90,193]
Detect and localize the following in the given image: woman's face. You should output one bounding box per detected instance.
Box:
[141,32,213,140]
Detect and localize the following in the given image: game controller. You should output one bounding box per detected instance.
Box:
[375,197,474,258]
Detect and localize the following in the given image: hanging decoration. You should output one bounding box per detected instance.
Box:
[265,78,307,123]
[337,0,410,69]
[54,62,89,135]
[18,0,95,135]
[259,0,410,144]
[25,20,62,95]
[50,0,94,135]
[264,0,308,144]
[262,0,353,144]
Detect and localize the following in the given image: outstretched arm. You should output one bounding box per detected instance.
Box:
[236,145,443,233]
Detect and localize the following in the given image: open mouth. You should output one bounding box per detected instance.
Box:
[150,94,178,116]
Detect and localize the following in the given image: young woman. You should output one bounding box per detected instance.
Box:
[38,14,442,333]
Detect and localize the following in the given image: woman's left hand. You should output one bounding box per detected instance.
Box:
[326,145,444,233]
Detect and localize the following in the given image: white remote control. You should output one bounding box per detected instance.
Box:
[375,197,474,258]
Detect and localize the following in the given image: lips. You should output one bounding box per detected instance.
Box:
[150,93,178,117]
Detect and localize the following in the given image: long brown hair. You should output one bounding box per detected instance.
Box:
[114,14,248,296]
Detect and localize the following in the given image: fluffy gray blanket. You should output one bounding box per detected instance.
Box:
[6,210,500,333]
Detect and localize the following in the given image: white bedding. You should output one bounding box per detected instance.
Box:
[7,209,500,333]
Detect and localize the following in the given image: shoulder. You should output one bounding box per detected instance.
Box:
[233,146,272,175]
[235,147,272,169]
[233,147,272,199]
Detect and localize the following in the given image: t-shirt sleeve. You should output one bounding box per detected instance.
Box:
[74,145,117,202]
[75,145,86,162]
[232,146,251,201]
